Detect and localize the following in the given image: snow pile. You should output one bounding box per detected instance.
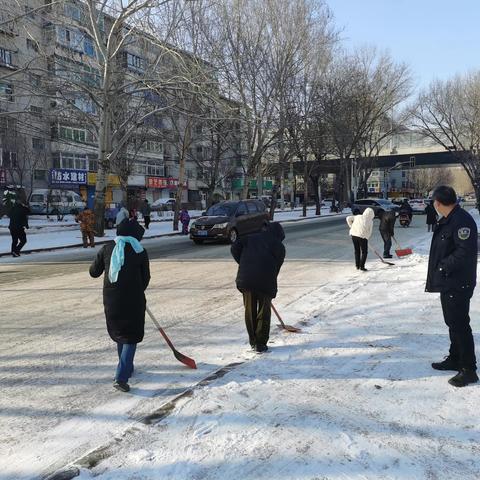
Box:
[74,236,480,480]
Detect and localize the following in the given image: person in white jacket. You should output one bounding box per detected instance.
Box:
[346,208,375,271]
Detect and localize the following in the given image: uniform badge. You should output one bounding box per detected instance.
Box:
[458,227,471,240]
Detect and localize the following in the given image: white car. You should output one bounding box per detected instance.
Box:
[408,198,428,214]
[151,198,176,211]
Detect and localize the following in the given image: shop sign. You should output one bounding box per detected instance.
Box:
[87,172,121,186]
[50,169,87,185]
[147,177,184,189]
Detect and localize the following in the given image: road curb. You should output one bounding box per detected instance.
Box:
[0,212,347,258]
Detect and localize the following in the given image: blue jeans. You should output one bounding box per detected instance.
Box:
[115,343,137,383]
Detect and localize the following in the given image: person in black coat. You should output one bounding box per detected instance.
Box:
[425,201,437,232]
[426,186,478,387]
[8,200,30,257]
[90,218,150,392]
[378,210,396,258]
[399,199,413,220]
[231,222,286,353]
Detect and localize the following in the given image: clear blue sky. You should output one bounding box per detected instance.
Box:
[326,0,480,91]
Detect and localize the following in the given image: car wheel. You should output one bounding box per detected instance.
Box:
[193,239,204,245]
[229,228,238,243]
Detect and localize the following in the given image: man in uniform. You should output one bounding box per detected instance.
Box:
[426,186,478,387]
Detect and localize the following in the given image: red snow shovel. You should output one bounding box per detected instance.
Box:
[146,306,197,369]
[271,303,301,333]
[393,236,413,257]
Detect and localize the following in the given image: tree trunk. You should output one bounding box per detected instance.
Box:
[310,175,320,215]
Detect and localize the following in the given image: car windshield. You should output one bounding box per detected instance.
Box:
[206,203,238,216]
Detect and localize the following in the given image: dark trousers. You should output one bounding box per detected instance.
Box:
[144,216,151,229]
[10,227,27,254]
[243,291,272,347]
[116,343,137,382]
[351,236,368,268]
[81,230,95,247]
[440,290,476,370]
[182,221,189,235]
[380,230,392,256]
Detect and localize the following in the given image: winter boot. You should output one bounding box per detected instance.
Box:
[431,356,460,371]
[255,344,268,354]
[383,254,393,259]
[448,369,479,387]
[360,267,368,272]
[113,381,130,392]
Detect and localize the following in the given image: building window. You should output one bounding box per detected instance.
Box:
[30,105,43,116]
[34,169,47,180]
[26,38,39,52]
[83,37,95,58]
[52,152,91,170]
[30,73,41,87]
[64,3,83,22]
[1,150,17,168]
[32,137,45,150]
[125,52,144,72]
[143,140,163,153]
[0,82,14,102]
[0,48,13,67]
[59,125,88,143]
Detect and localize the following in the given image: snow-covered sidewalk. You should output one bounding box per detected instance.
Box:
[0,207,344,256]
[60,231,480,479]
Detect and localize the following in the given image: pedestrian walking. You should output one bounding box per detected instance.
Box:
[426,185,478,387]
[179,208,190,235]
[141,199,151,229]
[425,201,437,232]
[89,218,150,393]
[115,203,129,226]
[9,200,29,257]
[346,208,374,271]
[378,210,396,258]
[76,208,95,248]
[231,222,286,353]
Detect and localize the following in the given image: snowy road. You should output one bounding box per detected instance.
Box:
[1,216,430,479]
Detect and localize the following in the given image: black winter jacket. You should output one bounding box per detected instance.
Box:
[425,203,437,225]
[426,205,477,293]
[231,222,286,299]
[379,210,396,235]
[9,204,29,229]
[90,220,150,343]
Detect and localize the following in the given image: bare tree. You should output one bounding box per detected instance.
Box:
[407,167,453,197]
[320,48,412,202]
[411,72,480,206]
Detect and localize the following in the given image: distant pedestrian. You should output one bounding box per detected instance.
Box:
[426,186,478,387]
[76,208,95,248]
[425,201,437,232]
[378,210,396,258]
[9,200,29,257]
[231,222,286,353]
[115,204,129,226]
[141,200,151,229]
[179,208,190,235]
[89,218,150,393]
[346,208,374,271]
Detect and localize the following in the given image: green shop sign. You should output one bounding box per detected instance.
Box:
[232,179,273,190]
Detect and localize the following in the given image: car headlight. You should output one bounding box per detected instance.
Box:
[213,222,228,229]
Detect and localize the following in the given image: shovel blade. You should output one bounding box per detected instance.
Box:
[395,248,413,257]
[280,324,302,333]
[173,349,197,369]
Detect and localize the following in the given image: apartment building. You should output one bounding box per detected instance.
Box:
[0,0,243,209]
